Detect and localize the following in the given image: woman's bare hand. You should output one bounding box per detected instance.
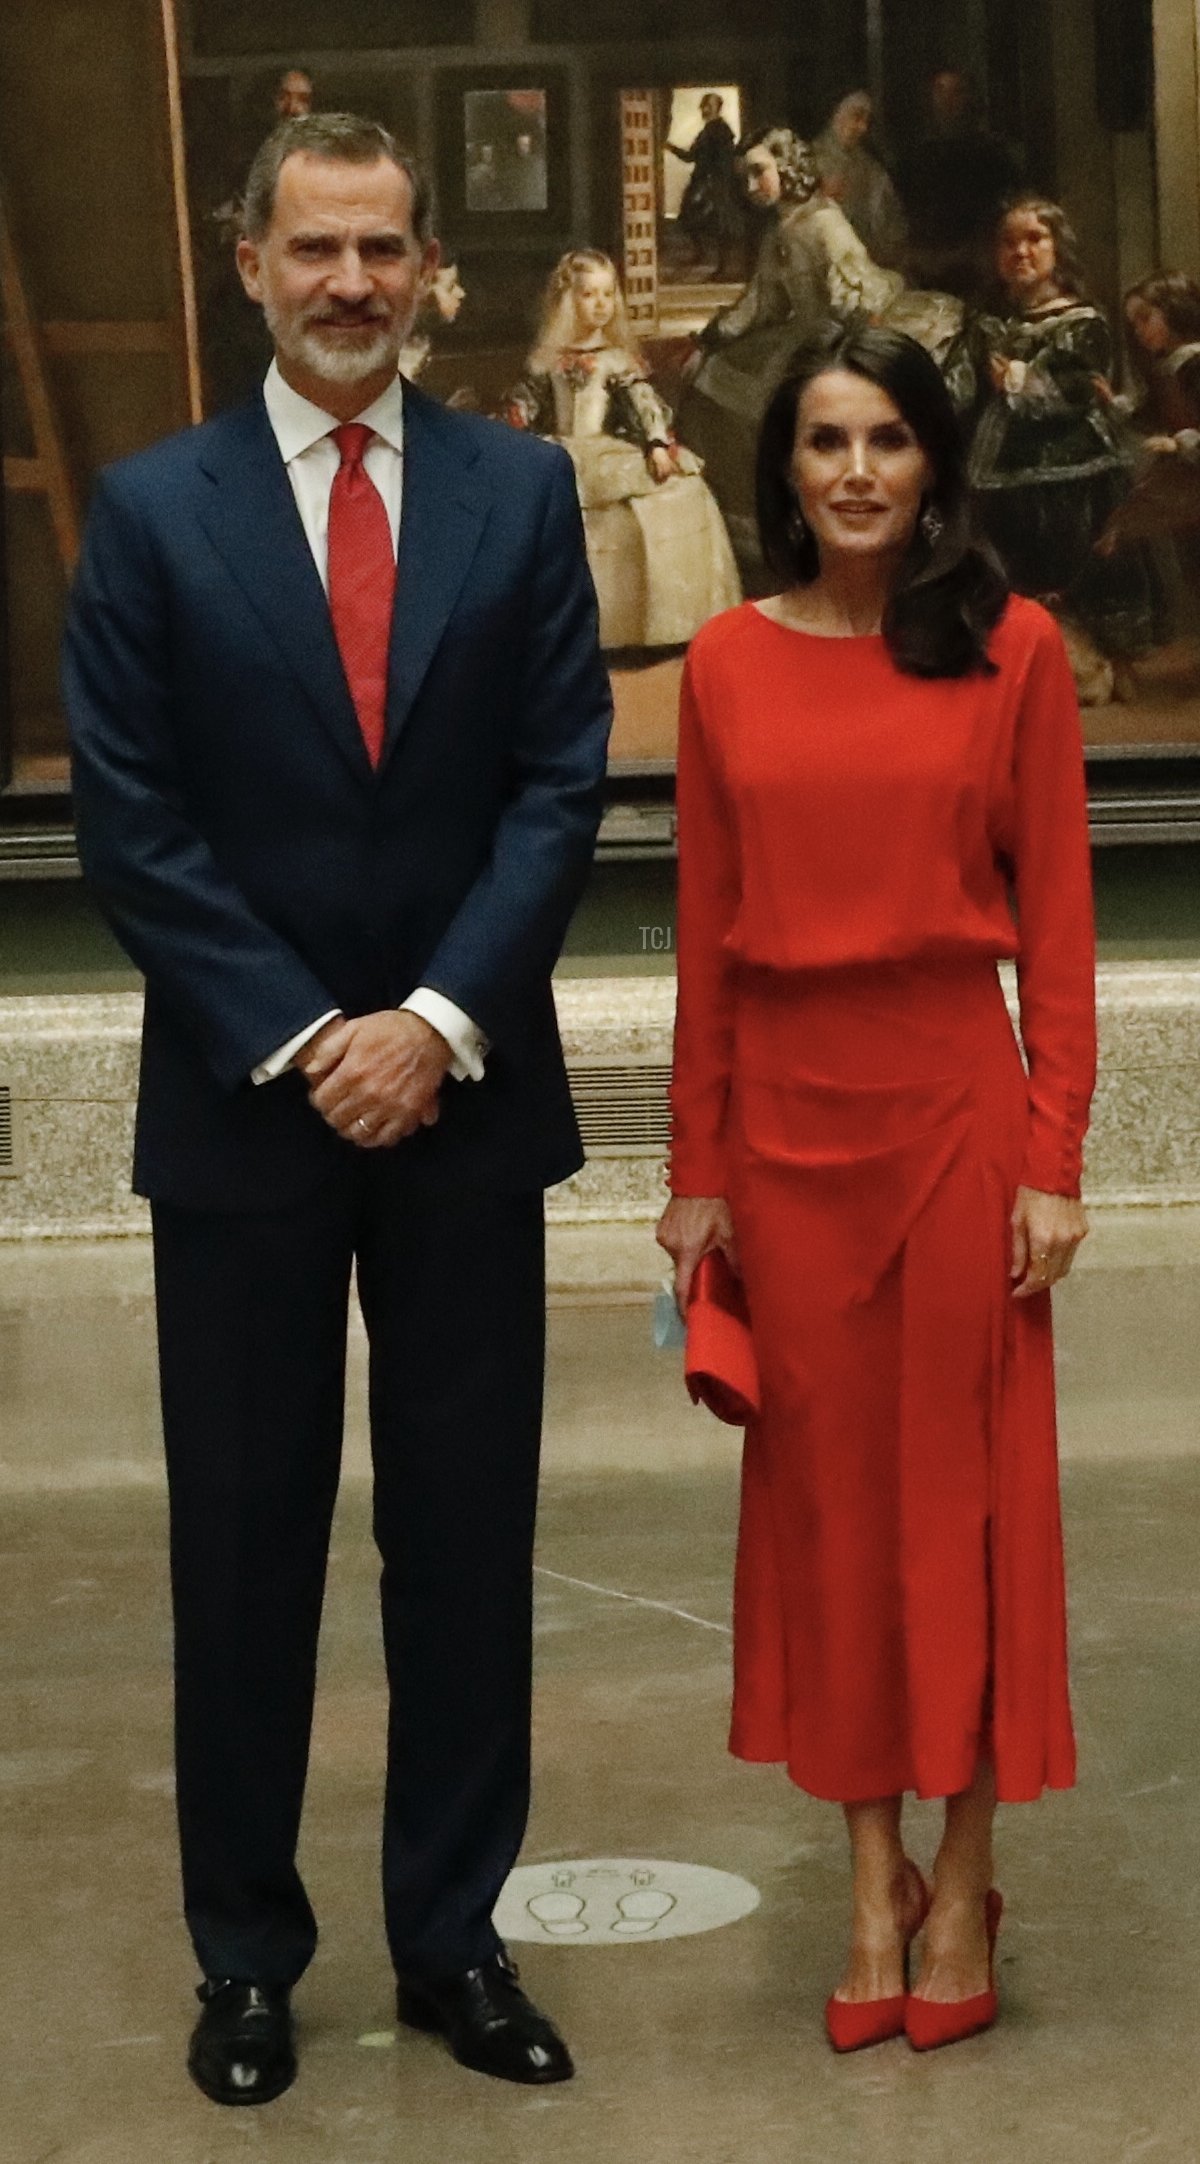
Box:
[1143,433,1179,456]
[646,444,675,483]
[655,1195,739,1314]
[1010,1185,1088,1299]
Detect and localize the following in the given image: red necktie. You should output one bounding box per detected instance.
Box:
[327,422,396,768]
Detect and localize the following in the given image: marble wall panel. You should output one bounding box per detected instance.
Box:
[1,966,1198,1235]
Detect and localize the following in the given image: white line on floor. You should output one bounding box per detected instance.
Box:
[1119,1773,1186,1797]
[534,1565,732,1636]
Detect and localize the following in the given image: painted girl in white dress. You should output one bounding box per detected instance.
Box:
[504,249,741,650]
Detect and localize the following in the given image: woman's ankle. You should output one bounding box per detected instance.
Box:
[927,1865,993,1921]
[851,1848,907,1908]
[930,1841,993,1906]
[852,1855,925,1936]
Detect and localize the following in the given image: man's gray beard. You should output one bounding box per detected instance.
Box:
[264,296,405,388]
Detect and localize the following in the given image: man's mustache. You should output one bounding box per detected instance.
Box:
[306,304,392,328]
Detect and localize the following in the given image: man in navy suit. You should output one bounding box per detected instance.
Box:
[64,113,610,2106]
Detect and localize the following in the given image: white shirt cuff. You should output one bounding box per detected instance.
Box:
[401,988,488,1081]
[251,1011,342,1084]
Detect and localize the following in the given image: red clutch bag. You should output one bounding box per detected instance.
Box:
[684,1250,760,1426]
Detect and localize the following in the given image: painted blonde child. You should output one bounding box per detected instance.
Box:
[505,249,740,649]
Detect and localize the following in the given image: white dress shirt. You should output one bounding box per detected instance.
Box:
[251,362,486,1085]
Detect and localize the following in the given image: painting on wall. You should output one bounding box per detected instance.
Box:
[8,0,1200,826]
[464,89,549,213]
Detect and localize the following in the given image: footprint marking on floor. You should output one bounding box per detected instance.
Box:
[612,1883,677,1934]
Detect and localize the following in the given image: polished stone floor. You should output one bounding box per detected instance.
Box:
[0,1215,1198,2163]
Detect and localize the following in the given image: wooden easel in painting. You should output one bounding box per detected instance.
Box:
[0,0,201,596]
[0,188,80,580]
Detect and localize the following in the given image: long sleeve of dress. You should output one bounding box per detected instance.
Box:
[1007,311,1112,418]
[669,651,742,1195]
[964,308,1127,491]
[1009,615,1097,1196]
[608,370,674,449]
[802,201,903,322]
[503,368,554,434]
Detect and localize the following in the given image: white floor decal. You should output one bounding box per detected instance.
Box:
[495,1859,760,1945]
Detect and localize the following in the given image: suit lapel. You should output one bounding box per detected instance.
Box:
[381,383,490,770]
[194,396,374,784]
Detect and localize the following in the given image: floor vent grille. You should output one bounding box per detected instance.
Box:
[568,1058,671,1158]
[0,1084,16,1177]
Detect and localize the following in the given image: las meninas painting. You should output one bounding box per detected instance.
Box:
[6,0,1200,800]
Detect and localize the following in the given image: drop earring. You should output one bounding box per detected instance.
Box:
[788,496,810,549]
[920,503,944,546]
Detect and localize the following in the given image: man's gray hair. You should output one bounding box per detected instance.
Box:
[242,112,433,244]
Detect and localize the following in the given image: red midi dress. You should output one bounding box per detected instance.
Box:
[669,596,1096,1805]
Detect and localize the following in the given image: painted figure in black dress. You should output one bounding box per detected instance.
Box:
[948,196,1159,703]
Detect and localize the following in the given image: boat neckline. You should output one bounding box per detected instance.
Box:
[749,601,885,642]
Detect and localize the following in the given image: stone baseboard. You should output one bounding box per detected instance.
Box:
[1,965,1198,1238]
[1,995,148,1238]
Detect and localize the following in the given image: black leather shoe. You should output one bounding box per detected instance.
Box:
[396,1950,574,2085]
[187,1979,296,2106]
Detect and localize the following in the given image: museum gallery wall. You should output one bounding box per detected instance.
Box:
[2,0,1198,822]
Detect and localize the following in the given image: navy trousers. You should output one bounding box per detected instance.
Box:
[151,1158,546,1989]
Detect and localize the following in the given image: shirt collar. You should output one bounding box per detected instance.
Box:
[263,359,405,462]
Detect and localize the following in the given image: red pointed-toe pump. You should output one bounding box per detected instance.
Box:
[904,1888,1004,2051]
[825,1862,931,2053]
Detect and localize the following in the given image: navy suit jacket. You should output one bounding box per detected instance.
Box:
[64,383,612,1210]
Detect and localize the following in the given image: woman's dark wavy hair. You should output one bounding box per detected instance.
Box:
[756,322,1009,679]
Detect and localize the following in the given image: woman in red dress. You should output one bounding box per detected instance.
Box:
[657,324,1095,2052]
